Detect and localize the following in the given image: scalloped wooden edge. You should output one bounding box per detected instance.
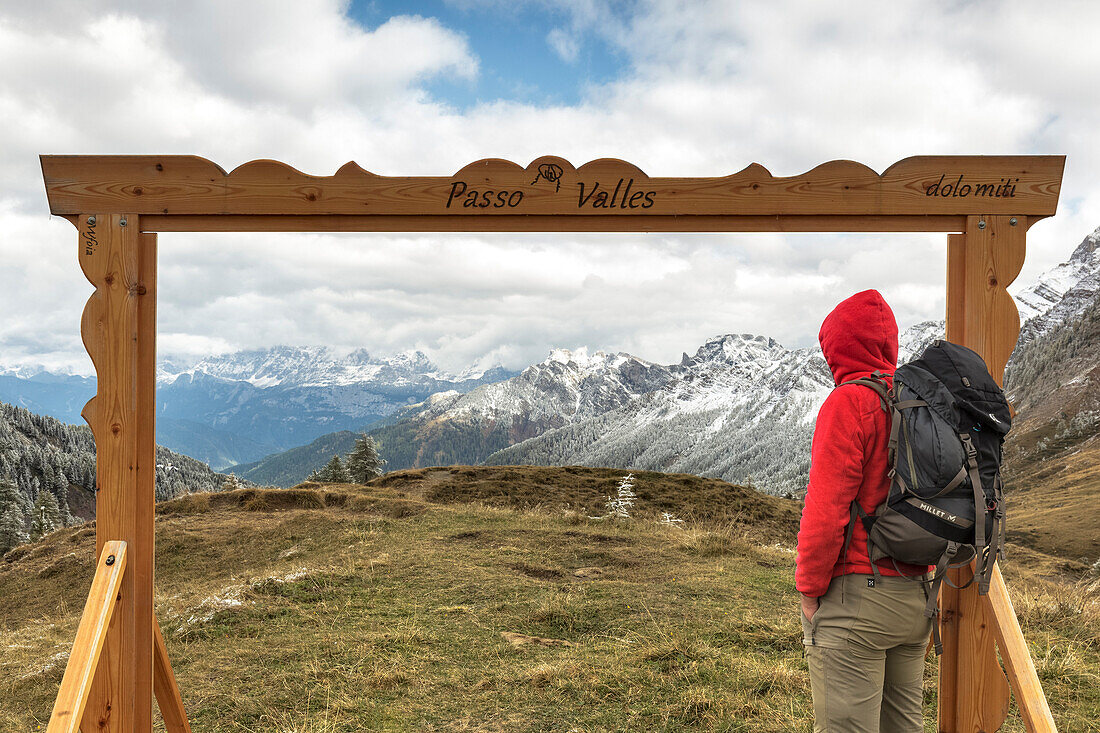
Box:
[42,152,1048,183]
[41,154,1065,221]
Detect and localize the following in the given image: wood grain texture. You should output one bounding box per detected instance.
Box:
[946,234,967,345]
[153,614,192,733]
[136,213,971,233]
[41,155,1064,220]
[939,232,966,732]
[134,232,157,731]
[937,586,957,730]
[41,159,1059,733]
[76,215,156,733]
[961,215,1028,388]
[950,561,1011,732]
[46,541,127,733]
[984,566,1057,731]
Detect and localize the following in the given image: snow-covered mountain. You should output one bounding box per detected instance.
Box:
[483,335,833,493]
[1015,227,1100,344]
[879,226,1100,374]
[348,348,678,473]
[159,346,497,388]
[0,349,515,470]
[357,333,837,493]
[898,320,945,363]
[355,227,1100,495]
[423,346,676,426]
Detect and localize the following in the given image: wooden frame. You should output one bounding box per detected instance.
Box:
[41,154,1065,732]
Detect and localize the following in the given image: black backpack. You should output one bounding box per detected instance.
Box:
[839,340,1010,654]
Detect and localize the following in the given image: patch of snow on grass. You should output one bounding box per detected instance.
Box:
[19,650,69,681]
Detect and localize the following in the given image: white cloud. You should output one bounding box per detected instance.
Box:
[1,0,1098,377]
[547,27,580,63]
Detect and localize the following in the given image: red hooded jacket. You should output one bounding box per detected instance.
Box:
[795,289,929,597]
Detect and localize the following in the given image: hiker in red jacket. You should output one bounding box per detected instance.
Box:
[796,289,932,733]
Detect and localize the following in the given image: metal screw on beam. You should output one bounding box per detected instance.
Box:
[978,220,987,230]
[105,555,116,566]
[87,216,96,226]
[119,217,127,227]
[1010,217,1018,226]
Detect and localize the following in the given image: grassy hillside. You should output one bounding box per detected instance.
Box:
[367,411,519,473]
[1003,292,1100,563]
[231,429,361,487]
[1004,425,1100,563]
[1,467,1097,731]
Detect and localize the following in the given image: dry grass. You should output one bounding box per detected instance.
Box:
[1,467,1097,732]
[373,465,802,543]
[1003,436,1100,564]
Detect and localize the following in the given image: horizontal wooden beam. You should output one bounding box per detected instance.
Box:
[134,213,970,233]
[47,541,127,733]
[41,155,1064,222]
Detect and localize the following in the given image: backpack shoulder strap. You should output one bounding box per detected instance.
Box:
[838,370,891,413]
[841,500,880,579]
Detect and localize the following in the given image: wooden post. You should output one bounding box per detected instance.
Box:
[941,217,1056,732]
[77,216,157,732]
[940,230,1011,732]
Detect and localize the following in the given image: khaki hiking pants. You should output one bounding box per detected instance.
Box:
[801,573,933,733]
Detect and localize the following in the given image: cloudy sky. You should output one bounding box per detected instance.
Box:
[2,1,1099,375]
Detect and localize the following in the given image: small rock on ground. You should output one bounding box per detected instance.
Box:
[573,566,604,578]
[501,632,573,648]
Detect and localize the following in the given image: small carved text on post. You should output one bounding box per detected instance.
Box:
[82,217,98,256]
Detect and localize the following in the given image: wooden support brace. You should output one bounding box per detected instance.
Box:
[153,614,192,733]
[46,541,128,733]
[985,566,1057,731]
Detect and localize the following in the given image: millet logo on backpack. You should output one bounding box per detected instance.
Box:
[917,501,959,524]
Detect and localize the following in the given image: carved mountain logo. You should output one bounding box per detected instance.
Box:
[531,163,564,192]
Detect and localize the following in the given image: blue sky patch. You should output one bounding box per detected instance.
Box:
[349,0,626,107]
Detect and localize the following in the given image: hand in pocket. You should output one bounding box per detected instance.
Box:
[801,593,820,621]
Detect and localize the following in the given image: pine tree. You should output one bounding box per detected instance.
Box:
[31,490,62,540]
[345,434,386,484]
[317,455,350,483]
[0,480,29,553]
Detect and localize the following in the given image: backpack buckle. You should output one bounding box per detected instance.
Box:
[959,433,978,459]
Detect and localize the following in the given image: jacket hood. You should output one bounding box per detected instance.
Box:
[818,289,898,386]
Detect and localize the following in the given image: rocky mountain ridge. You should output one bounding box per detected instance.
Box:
[0,349,515,470]
[157,346,505,388]
[342,226,1100,495]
